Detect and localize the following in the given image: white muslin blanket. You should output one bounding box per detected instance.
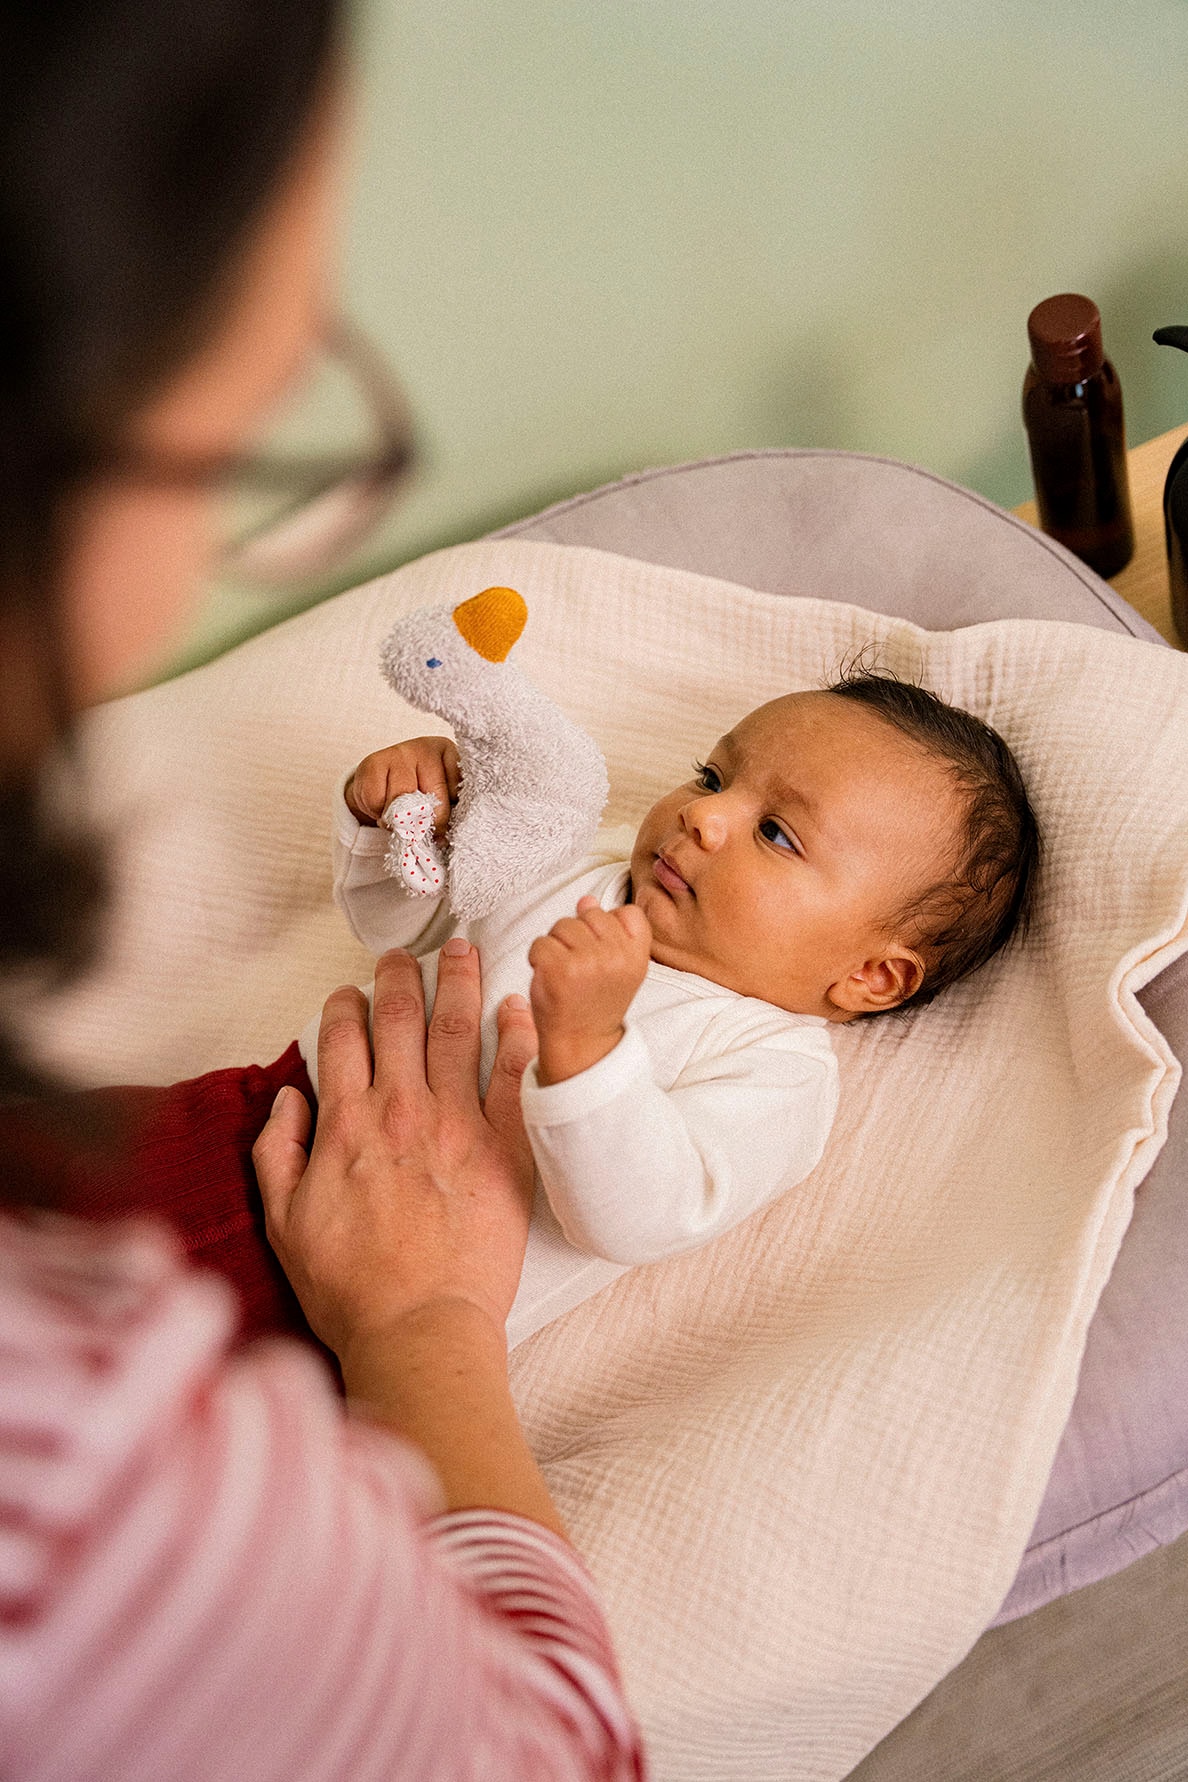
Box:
[35,540,1188,1780]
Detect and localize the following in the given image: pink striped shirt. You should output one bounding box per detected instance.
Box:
[0,1213,644,1780]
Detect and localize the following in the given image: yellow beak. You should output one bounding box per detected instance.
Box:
[452,586,528,663]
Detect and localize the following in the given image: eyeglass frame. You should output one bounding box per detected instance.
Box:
[53,316,416,585]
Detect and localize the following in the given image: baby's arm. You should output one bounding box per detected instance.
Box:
[521,1030,838,1266]
[524,898,838,1265]
[333,736,460,957]
[526,895,652,1084]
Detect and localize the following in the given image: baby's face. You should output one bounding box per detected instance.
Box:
[629,692,967,1020]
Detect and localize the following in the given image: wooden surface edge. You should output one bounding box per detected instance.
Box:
[1013,422,1188,649]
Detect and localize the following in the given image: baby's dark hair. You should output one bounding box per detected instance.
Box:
[825,665,1040,1011]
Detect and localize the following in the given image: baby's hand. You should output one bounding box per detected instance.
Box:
[345,737,460,836]
[527,896,652,1085]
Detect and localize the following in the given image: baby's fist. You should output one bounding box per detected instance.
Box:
[345,736,460,834]
[527,897,652,1085]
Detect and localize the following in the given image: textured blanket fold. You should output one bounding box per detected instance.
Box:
[35,539,1188,1780]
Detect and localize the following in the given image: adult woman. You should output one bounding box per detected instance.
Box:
[0,5,644,1776]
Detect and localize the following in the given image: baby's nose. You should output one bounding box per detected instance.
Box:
[682,794,729,849]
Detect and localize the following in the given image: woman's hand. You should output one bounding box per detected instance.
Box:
[252,940,538,1367]
[252,941,566,1534]
[344,736,460,836]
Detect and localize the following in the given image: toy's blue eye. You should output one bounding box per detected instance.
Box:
[425,657,442,668]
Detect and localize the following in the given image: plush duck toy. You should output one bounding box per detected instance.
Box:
[379,585,609,921]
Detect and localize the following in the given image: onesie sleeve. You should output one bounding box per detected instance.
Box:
[519,1022,839,1266]
[331,772,457,958]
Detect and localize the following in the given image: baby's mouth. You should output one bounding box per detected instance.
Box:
[655,853,692,896]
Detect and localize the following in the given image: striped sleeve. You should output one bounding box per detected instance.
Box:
[427,1510,645,1779]
[0,1214,645,1782]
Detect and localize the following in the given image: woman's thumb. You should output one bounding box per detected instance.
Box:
[251,1085,313,1223]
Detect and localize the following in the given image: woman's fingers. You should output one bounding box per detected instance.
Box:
[483,994,539,1177]
[426,937,483,1106]
[369,947,430,1095]
[316,983,377,1100]
[252,1085,313,1232]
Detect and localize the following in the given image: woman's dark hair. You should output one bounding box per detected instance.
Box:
[826,665,1041,1010]
[0,0,343,1107]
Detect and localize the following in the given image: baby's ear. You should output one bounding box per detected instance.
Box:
[827,949,924,1017]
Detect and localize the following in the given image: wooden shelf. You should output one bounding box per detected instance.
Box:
[1013,423,1188,649]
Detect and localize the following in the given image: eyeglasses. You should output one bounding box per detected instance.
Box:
[78,317,415,585]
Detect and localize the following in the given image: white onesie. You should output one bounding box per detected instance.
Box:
[299,787,839,1348]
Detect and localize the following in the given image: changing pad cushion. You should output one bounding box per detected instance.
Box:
[498,450,1188,1626]
[33,537,1188,1781]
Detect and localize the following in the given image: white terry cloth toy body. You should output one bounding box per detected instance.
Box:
[300,585,839,1346]
[378,585,610,920]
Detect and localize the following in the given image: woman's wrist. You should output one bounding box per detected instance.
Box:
[339,1296,508,1403]
[339,1298,567,1539]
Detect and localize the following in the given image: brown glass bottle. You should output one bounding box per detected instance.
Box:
[1152,326,1188,647]
[1022,293,1134,578]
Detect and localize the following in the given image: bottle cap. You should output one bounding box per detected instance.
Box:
[1027,293,1104,382]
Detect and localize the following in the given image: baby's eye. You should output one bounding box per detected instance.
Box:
[759,817,800,854]
[692,759,722,792]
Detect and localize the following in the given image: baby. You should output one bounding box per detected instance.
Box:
[305,668,1039,1345]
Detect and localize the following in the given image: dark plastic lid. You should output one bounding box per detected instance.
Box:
[1027,293,1104,382]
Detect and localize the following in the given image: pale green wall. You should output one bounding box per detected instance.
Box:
[180,0,1188,671]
